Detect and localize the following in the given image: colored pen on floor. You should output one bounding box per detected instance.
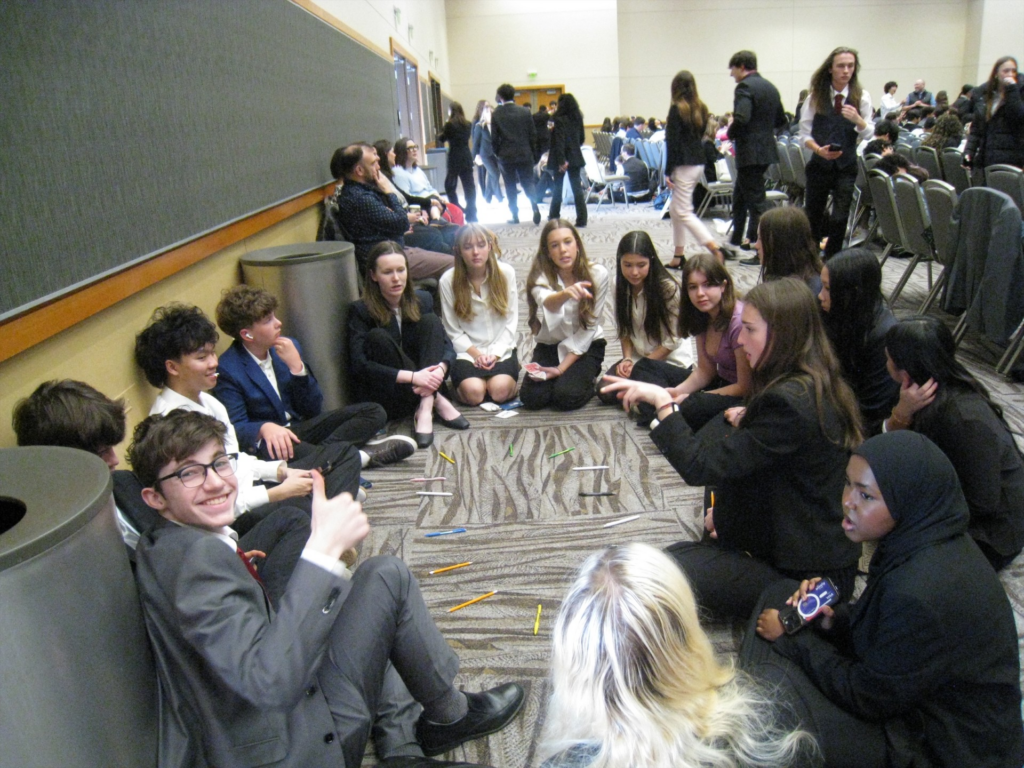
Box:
[417,491,453,497]
[602,514,640,528]
[572,465,609,471]
[579,491,616,497]
[439,452,456,464]
[449,590,497,613]
[430,561,472,575]
[425,527,467,538]
[549,447,575,459]
[409,477,446,483]
[533,604,542,635]
[509,443,513,457]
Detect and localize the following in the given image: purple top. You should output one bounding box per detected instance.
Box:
[703,300,744,384]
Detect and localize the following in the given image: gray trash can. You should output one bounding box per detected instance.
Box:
[240,241,360,409]
[0,447,157,768]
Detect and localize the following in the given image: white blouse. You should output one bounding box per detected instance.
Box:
[392,165,438,199]
[530,263,609,362]
[626,285,695,369]
[439,261,519,363]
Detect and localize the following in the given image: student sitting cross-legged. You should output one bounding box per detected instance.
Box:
[212,284,415,467]
[134,304,363,521]
[128,409,525,768]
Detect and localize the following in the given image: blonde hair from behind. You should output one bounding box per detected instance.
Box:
[539,543,815,768]
[451,224,510,322]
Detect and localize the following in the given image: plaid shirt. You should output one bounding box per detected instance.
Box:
[335,179,409,269]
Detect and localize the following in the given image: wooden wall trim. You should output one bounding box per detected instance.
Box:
[390,37,418,67]
[289,0,391,61]
[0,183,334,364]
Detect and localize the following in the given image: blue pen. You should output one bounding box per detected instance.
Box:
[425,527,467,538]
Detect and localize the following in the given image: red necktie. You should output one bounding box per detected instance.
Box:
[236,547,272,609]
[834,94,844,115]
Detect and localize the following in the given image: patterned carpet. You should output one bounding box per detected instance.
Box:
[356,193,1024,767]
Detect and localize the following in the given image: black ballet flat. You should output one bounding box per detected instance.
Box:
[415,431,434,449]
[436,414,470,430]
[666,258,683,270]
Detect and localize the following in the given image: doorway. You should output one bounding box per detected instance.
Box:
[392,42,423,148]
[513,85,564,112]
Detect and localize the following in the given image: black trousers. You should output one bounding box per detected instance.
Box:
[804,162,857,259]
[290,402,386,450]
[730,163,769,245]
[498,158,539,219]
[738,580,887,768]
[521,339,606,411]
[361,314,450,420]
[598,357,691,423]
[548,166,587,225]
[238,505,310,606]
[444,165,477,221]
[665,539,857,622]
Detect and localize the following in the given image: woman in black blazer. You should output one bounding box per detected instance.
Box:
[546,93,588,227]
[965,56,1024,175]
[884,316,1024,569]
[437,101,477,222]
[602,278,863,620]
[347,241,465,448]
[665,70,724,267]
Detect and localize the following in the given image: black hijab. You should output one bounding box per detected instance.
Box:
[853,430,969,585]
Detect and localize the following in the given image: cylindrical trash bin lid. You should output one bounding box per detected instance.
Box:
[0,447,157,768]
[241,241,359,411]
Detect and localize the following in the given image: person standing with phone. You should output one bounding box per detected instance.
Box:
[799,47,874,260]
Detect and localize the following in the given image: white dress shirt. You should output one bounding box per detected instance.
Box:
[626,285,695,369]
[530,263,609,362]
[879,92,902,116]
[151,388,284,514]
[392,165,439,198]
[439,261,519,363]
[799,87,875,149]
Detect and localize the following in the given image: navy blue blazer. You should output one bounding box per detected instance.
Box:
[213,338,324,454]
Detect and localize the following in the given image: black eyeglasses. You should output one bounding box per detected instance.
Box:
[157,454,238,488]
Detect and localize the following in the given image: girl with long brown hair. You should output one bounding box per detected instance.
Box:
[603,277,863,620]
[521,219,609,411]
[437,101,478,222]
[665,70,724,267]
[439,224,519,405]
[964,56,1023,175]
[347,241,466,448]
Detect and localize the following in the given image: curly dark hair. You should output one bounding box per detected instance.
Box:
[134,304,218,388]
[13,379,126,455]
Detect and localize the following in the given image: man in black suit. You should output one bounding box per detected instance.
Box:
[490,83,541,224]
[724,50,787,257]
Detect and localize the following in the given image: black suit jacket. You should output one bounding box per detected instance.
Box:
[547,111,585,170]
[650,377,859,573]
[490,102,537,164]
[727,72,786,167]
[665,105,705,172]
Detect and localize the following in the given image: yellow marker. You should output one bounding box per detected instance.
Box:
[439,452,456,464]
[449,590,497,613]
[430,561,472,575]
[533,604,542,635]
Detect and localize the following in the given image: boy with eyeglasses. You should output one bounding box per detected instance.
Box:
[129,409,523,768]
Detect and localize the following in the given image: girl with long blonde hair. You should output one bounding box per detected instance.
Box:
[539,543,816,768]
[438,224,520,405]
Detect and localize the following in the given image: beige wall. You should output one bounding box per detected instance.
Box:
[0,208,320,455]
[445,0,620,122]
[446,0,1021,122]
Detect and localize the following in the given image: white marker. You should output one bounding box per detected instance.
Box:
[572,465,610,471]
[602,514,640,528]
[417,491,454,497]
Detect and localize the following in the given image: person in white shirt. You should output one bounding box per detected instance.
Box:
[134,304,364,523]
[798,46,874,259]
[598,231,694,424]
[439,225,520,405]
[879,80,903,118]
[391,136,448,221]
[521,219,609,411]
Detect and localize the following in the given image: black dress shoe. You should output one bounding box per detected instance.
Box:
[739,255,761,267]
[532,207,542,225]
[436,414,470,430]
[415,431,434,449]
[416,683,525,757]
[379,757,487,768]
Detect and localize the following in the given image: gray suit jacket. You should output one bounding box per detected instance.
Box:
[135,523,350,768]
[727,72,786,167]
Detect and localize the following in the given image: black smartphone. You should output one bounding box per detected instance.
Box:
[827,143,842,152]
[779,578,840,634]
